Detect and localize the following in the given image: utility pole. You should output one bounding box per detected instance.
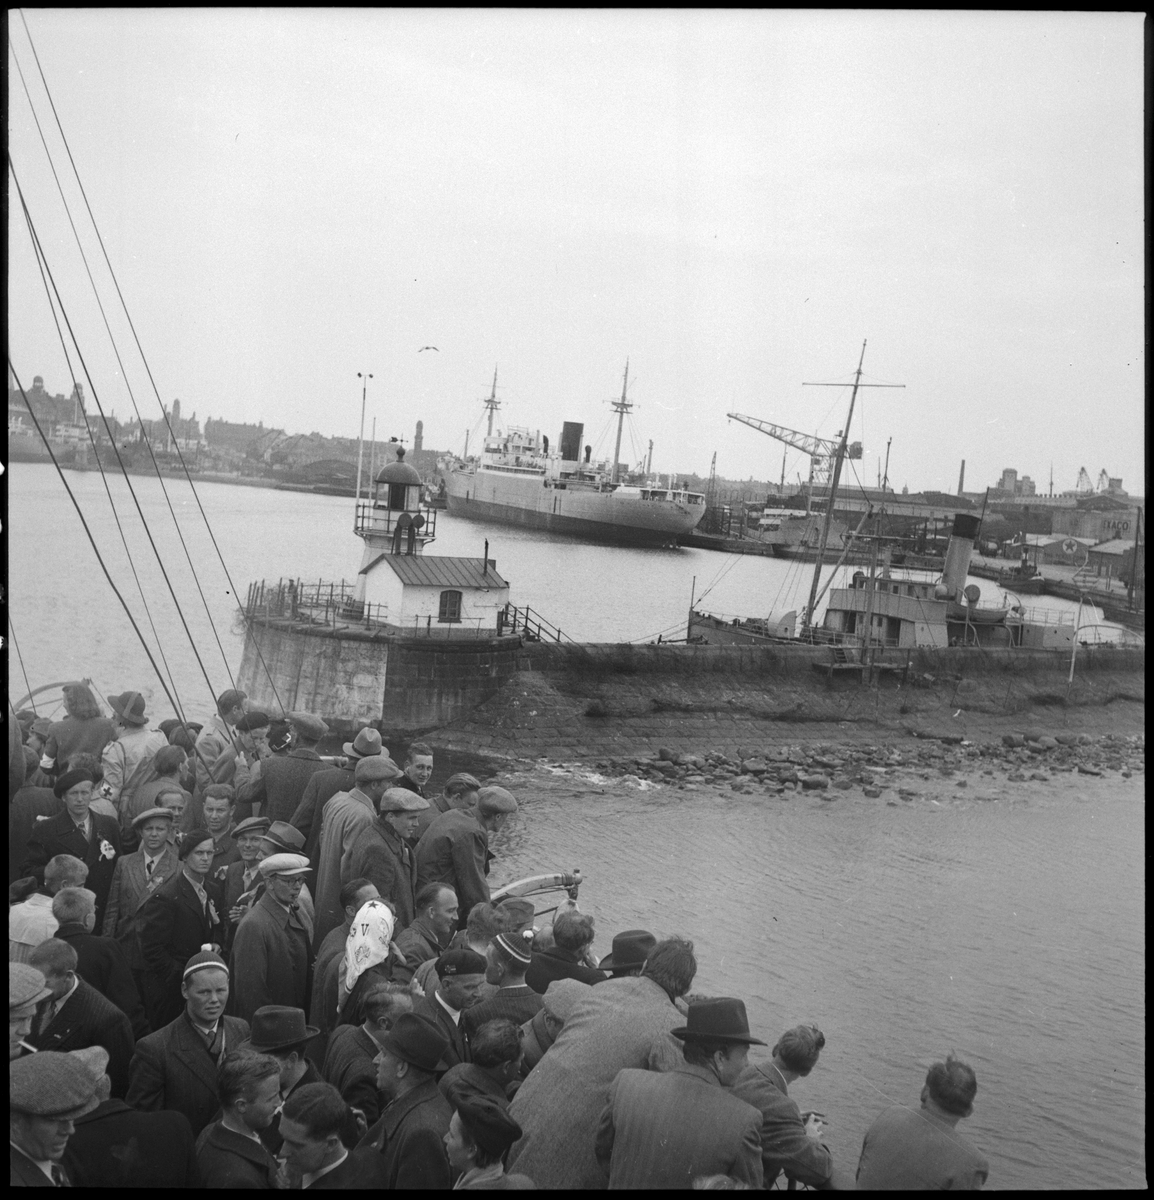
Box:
[646,439,653,476]
[483,367,500,438]
[355,371,373,508]
[611,359,632,485]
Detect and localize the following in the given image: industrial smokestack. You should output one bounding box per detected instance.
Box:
[957,460,966,496]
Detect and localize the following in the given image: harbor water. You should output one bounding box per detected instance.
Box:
[8,462,1147,1188]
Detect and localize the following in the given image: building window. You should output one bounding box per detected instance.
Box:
[438,590,462,623]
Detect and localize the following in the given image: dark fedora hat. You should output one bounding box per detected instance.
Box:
[382,1012,451,1073]
[671,997,767,1046]
[242,1006,319,1053]
[599,929,657,972]
[107,690,149,726]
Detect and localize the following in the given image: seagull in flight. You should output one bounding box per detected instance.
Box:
[418,346,439,352]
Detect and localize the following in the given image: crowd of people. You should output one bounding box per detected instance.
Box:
[9,684,990,1189]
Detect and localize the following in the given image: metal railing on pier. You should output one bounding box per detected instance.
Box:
[499,603,570,643]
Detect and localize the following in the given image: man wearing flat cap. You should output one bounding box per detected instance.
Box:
[595,996,765,1189]
[231,854,314,1023]
[311,753,404,950]
[220,815,270,951]
[23,768,122,932]
[359,1011,454,1189]
[291,725,389,857]
[345,786,428,933]
[100,690,168,814]
[415,785,518,926]
[244,711,331,826]
[10,1049,102,1186]
[10,962,53,1061]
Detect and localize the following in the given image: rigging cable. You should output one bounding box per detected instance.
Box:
[14,15,284,714]
[7,615,38,715]
[10,157,216,712]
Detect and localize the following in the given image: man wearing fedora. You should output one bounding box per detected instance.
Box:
[291,725,389,858]
[127,949,251,1138]
[311,755,404,951]
[599,929,657,979]
[240,1005,324,1154]
[231,854,314,1024]
[22,768,122,932]
[243,712,331,826]
[10,1048,103,1186]
[359,1011,454,1189]
[99,691,168,818]
[345,786,429,932]
[595,996,765,1189]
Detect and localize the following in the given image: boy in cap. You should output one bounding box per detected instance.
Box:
[344,785,428,932]
[415,785,518,925]
[594,997,765,1189]
[10,1048,102,1185]
[230,854,314,1023]
[462,929,542,1042]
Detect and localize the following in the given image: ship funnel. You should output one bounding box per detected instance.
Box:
[560,422,583,462]
[940,512,982,600]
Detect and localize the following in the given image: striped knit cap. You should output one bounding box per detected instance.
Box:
[492,929,533,965]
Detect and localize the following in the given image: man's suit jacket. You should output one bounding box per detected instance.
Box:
[28,976,136,1099]
[303,1147,389,1189]
[126,1010,250,1137]
[246,747,329,825]
[358,1077,453,1190]
[391,916,449,986]
[61,1099,199,1188]
[414,808,490,919]
[11,1145,68,1187]
[413,992,470,1069]
[346,816,417,931]
[136,870,223,1029]
[101,845,180,969]
[230,892,312,1023]
[322,1023,383,1126]
[53,922,149,1038]
[462,985,543,1042]
[594,1064,764,1189]
[23,808,122,928]
[196,1120,277,1188]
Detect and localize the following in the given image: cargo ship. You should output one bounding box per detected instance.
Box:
[443,364,706,547]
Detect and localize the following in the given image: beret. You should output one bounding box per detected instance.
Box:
[258,853,311,878]
[234,711,270,732]
[288,711,328,740]
[477,785,518,816]
[131,805,176,829]
[178,829,215,859]
[444,1081,523,1156]
[10,962,53,1010]
[233,816,272,838]
[53,768,96,799]
[10,1051,102,1119]
[183,947,228,980]
[378,787,429,813]
[355,754,403,783]
[436,948,487,977]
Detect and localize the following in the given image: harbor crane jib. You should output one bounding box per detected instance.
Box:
[726,412,862,487]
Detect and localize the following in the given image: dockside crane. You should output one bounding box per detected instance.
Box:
[726,413,862,487]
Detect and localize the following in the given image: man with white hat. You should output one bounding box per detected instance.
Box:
[311,753,404,950]
[415,785,519,924]
[10,961,53,1061]
[345,786,429,932]
[10,1048,102,1185]
[243,712,330,826]
[231,853,314,1023]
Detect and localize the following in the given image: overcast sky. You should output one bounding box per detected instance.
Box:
[8,10,1144,496]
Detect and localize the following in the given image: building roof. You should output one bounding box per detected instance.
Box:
[1090,538,1140,556]
[379,555,508,590]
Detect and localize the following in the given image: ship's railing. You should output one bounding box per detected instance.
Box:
[499,603,570,643]
[353,502,437,541]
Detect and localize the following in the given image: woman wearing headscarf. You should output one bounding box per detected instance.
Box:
[336,898,396,1026]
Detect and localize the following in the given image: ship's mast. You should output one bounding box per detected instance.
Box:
[611,359,632,484]
[483,367,500,438]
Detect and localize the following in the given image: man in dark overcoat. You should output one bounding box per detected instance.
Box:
[240,711,330,824]
[126,949,250,1137]
[345,786,427,932]
[231,853,313,1023]
[358,1012,454,1189]
[26,939,136,1099]
[22,768,122,930]
[411,947,487,1070]
[391,882,458,985]
[135,829,223,1030]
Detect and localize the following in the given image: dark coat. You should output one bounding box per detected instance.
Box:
[126,1011,251,1137]
[230,891,313,1023]
[462,985,543,1043]
[11,1144,68,1186]
[29,976,135,1098]
[246,747,328,826]
[358,1077,453,1190]
[311,920,350,1030]
[61,1099,200,1188]
[304,1148,389,1188]
[391,915,450,986]
[258,1060,324,1156]
[22,808,122,928]
[732,1061,835,1188]
[221,857,263,951]
[322,1023,383,1126]
[136,869,224,1029]
[346,816,417,931]
[53,921,149,1038]
[8,786,61,885]
[413,992,470,1069]
[196,1120,276,1188]
[441,1061,509,1105]
[414,808,490,919]
[210,829,241,880]
[525,945,608,994]
[101,845,180,969]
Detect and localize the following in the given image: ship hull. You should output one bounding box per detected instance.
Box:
[444,469,703,547]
